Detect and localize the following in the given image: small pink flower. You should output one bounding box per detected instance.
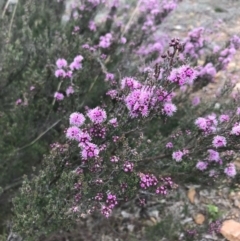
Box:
[54,92,64,101]
[207,149,221,163]
[89,20,97,31]
[99,33,112,48]
[236,107,240,115]
[15,98,22,105]
[231,123,240,136]
[120,37,127,44]
[69,61,82,70]
[123,161,134,172]
[212,135,227,148]
[87,107,107,124]
[55,69,66,78]
[56,58,67,69]
[105,73,114,81]
[30,86,35,91]
[77,132,91,145]
[81,142,99,160]
[224,163,236,177]
[166,142,173,148]
[192,96,200,106]
[172,150,184,162]
[219,114,230,123]
[69,112,85,127]
[109,118,118,127]
[66,126,81,140]
[110,156,119,163]
[74,55,84,63]
[196,161,208,171]
[162,103,177,116]
[66,86,74,96]
[106,90,118,99]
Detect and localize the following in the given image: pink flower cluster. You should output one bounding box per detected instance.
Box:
[182,27,204,59]
[55,55,83,78]
[139,173,158,189]
[156,176,174,195]
[168,65,197,85]
[99,33,112,48]
[124,86,156,118]
[231,122,240,136]
[101,193,118,218]
[195,114,218,135]
[87,107,107,124]
[66,107,109,161]
[172,150,187,162]
[121,77,142,90]
[123,161,134,172]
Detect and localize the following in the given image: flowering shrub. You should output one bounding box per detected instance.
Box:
[0,0,240,240]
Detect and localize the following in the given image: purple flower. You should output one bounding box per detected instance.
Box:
[212,135,227,148]
[74,55,84,63]
[99,33,112,48]
[166,142,173,148]
[231,123,240,136]
[123,161,134,172]
[162,103,177,117]
[121,77,142,90]
[207,149,221,163]
[15,98,22,105]
[54,92,64,101]
[69,112,85,127]
[172,150,184,162]
[196,161,208,171]
[105,73,114,82]
[87,107,107,124]
[81,142,99,160]
[55,69,66,78]
[109,118,118,127]
[120,37,127,44]
[219,114,230,123]
[66,86,74,96]
[69,61,82,71]
[106,90,118,99]
[56,58,67,69]
[236,107,240,115]
[192,96,200,106]
[224,163,236,177]
[110,156,119,163]
[77,131,91,145]
[66,126,81,140]
[101,205,112,218]
[139,173,158,189]
[89,20,97,31]
[168,65,197,85]
[124,87,155,118]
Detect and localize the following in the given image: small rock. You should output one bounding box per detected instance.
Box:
[188,187,196,204]
[194,213,205,225]
[121,211,131,219]
[221,220,240,241]
[127,224,135,232]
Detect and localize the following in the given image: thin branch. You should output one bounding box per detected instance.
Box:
[15,119,62,152]
[8,0,18,38]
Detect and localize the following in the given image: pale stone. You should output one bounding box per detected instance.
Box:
[188,187,196,204]
[194,213,205,225]
[221,220,240,241]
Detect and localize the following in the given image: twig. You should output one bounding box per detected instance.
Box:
[2,0,10,18]
[15,119,62,152]
[121,0,141,37]
[8,0,18,38]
